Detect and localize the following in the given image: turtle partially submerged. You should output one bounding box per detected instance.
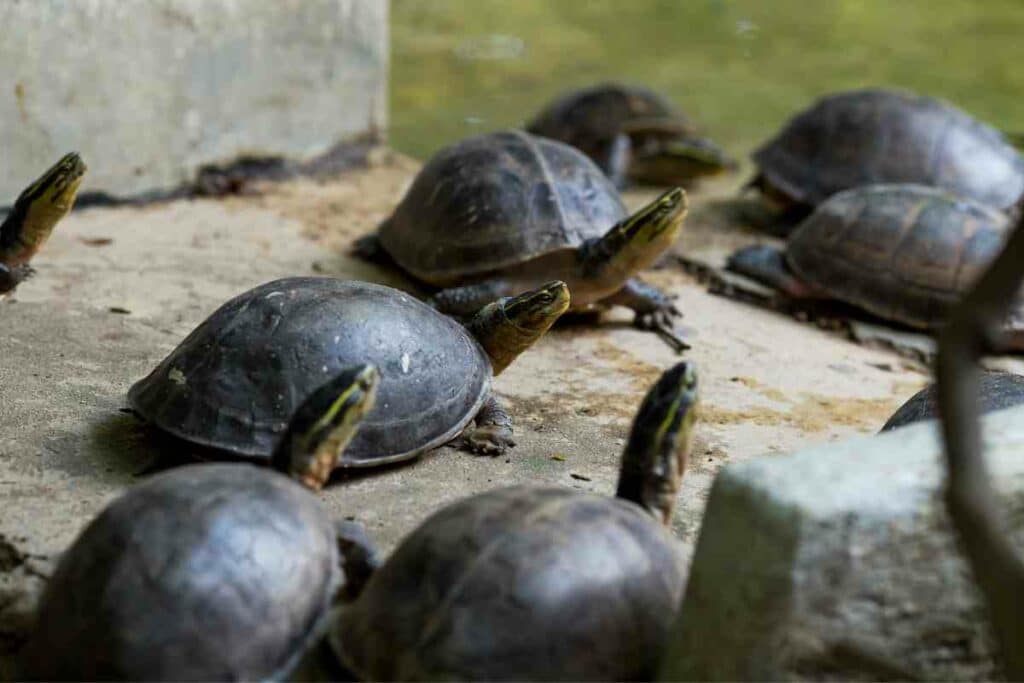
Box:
[526,82,735,188]
[751,88,1024,222]
[727,184,1024,344]
[129,278,569,464]
[357,130,691,351]
[881,371,1024,432]
[331,361,699,681]
[22,367,382,680]
[1,152,86,294]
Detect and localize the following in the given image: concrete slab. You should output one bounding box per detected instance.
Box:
[660,405,1024,681]
[0,153,930,669]
[0,0,387,200]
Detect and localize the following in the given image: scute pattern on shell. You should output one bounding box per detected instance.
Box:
[754,88,1024,211]
[128,278,491,466]
[379,130,627,284]
[787,184,1013,328]
[22,464,339,681]
[334,486,685,681]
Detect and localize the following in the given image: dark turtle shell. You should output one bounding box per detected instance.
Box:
[378,130,626,285]
[754,88,1024,211]
[128,278,490,466]
[526,82,695,172]
[787,184,1014,328]
[333,485,685,681]
[22,464,341,681]
[881,371,1024,431]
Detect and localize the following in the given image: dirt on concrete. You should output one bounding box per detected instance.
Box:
[0,149,949,669]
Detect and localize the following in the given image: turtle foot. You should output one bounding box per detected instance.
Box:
[634,307,690,354]
[462,426,516,457]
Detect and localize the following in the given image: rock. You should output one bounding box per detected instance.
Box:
[659,407,1024,680]
[0,0,387,200]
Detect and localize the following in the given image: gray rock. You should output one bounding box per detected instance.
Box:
[660,408,1024,681]
[0,0,387,200]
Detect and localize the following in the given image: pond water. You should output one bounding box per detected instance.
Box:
[390,0,1024,162]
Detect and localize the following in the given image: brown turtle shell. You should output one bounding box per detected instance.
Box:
[128,278,490,467]
[332,485,685,681]
[787,184,1014,328]
[754,88,1024,212]
[526,82,695,173]
[22,464,342,681]
[881,371,1024,431]
[378,130,626,285]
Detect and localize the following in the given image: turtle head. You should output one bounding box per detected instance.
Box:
[629,137,737,185]
[615,361,699,526]
[2,153,87,263]
[582,187,688,284]
[466,280,570,375]
[272,365,379,491]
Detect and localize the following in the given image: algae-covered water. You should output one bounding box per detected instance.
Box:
[390,0,1024,162]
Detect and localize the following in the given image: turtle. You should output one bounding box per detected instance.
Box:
[727,183,1024,346]
[750,88,1024,224]
[330,360,699,681]
[20,366,382,680]
[355,130,691,352]
[881,371,1024,432]
[526,82,736,189]
[0,152,86,294]
[128,277,569,464]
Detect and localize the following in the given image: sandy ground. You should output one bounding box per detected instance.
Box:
[0,149,936,662]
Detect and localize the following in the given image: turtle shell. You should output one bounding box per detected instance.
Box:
[378,130,626,285]
[754,88,1024,211]
[333,485,685,681]
[22,464,340,681]
[881,371,1024,431]
[787,184,1013,329]
[128,278,490,466]
[527,82,695,173]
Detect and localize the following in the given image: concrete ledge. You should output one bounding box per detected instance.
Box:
[0,0,387,200]
[660,408,1024,680]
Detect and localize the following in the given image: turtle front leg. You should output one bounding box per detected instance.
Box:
[430,280,513,318]
[334,520,381,602]
[0,262,32,295]
[603,134,633,190]
[605,278,690,353]
[726,244,818,298]
[461,393,515,456]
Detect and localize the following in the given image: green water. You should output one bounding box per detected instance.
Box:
[390,0,1024,162]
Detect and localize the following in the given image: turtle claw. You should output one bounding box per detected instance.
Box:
[634,309,690,354]
[462,426,516,457]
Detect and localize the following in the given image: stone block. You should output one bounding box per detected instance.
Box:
[660,408,1024,680]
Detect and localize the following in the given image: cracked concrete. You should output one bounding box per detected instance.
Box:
[0,150,951,672]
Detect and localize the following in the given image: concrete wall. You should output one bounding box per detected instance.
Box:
[0,0,388,200]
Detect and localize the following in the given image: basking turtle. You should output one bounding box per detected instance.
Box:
[357,130,691,351]
[727,184,1024,344]
[881,371,1024,432]
[21,367,382,680]
[0,152,86,294]
[129,278,569,463]
[331,361,699,681]
[526,82,735,188]
[750,88,1024,221]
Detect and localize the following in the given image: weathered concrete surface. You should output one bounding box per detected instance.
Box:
[659,407,1024,681]
[0,0,387,200]
[0,152,932,673]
